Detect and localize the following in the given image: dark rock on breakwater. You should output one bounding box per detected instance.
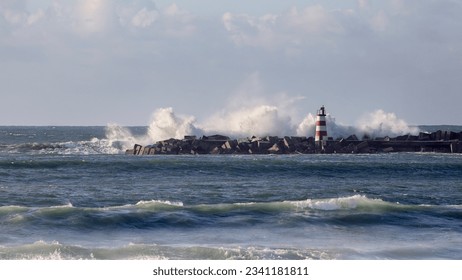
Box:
[126,130,462,155]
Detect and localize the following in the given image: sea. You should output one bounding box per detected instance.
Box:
[0,126,461,260]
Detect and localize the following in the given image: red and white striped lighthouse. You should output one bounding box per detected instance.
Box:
[315,105,327,143]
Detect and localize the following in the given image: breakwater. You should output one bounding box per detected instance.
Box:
[126,130,462,155]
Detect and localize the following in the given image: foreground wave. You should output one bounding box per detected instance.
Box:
[1,240,346,260]
[2,239,457,260]
[2,195,460,230]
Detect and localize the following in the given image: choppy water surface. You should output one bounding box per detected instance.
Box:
[0,127,461,259]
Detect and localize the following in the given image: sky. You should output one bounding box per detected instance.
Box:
[1,0,461,126]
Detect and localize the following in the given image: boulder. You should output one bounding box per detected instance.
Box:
[264,136,280,143]
[202,134,230,141]
[141,146,152,155]
[134,144,143,155]
[283,136,295,151]
[210,147,222,154]
[222,140,238,151]
[382,147,394,153]
[268,143,282,154]
[346,135,358,141]
[257,141,272,151]
[450,131,461,140]
[419,132,431,140]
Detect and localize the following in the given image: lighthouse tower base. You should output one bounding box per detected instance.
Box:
[315,139,335,153]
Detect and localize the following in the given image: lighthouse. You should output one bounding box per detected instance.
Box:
[315,106,328,148]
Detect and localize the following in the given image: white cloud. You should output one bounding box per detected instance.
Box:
[2,9,25,25]
[26,9,45,25]
[390,0,405,13]
[1,0,462,126]
[131,7,158,27]
[370,10,388,31]
[164,3,183,17]
[0,4,44,27]
[286,5,342,34]
[222,5,344,50]
[0,0,200,44]
[358,0,369,10]
[161,3,196,37]
[222,12,275,47]
[73,0,115,34]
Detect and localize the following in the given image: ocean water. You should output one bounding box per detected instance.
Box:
[0,126,461,260]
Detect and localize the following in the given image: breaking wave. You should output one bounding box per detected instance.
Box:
[2,195,459,226]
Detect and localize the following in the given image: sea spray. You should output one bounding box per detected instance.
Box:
[296,113,357,139]
[104,106,420,151]
[201,106,417,139]
[147,107,202,141]
[356,110,419,137]
[202,105,294,137]
[104,124,146,151]
[2,106,417,154]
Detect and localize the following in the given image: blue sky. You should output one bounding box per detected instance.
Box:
[1,0,461,127]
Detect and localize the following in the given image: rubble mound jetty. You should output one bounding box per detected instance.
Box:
[126,130,462,155]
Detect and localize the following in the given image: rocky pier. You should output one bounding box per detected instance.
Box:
[126,130,462,155]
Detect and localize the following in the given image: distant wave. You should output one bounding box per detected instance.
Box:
[0,138,123,155]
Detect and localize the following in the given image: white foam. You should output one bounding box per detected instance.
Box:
[104,123,150,152]
[135,199,184,207]
[291,195,386,211]
[50,202,74,208]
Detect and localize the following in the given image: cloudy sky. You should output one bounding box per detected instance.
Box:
[1,0,461,126]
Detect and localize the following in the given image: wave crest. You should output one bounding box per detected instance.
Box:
[291,195,390,211]
[135,200,184,208]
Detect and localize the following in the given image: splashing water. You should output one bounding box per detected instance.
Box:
[147,107,201,141]
[104,123,149,151]
[296,113,356,139]
[202,105,294,137]
[104,105,419,150]
[356,110,419,137]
